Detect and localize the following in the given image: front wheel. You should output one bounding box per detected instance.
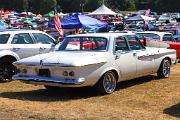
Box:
[95,71,117,94]
[157,59,171,78]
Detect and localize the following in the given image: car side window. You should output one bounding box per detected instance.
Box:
[163,34,173,41]
[11,33,34,44]
[126,35,144,50]
[0,34,10,44]
[33,33,55,45]
[115,37,129,51]
[136,33,160,40]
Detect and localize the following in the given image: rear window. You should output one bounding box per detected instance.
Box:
[136,33,160,40]
[59,37,107,51]
[0,34,10,44]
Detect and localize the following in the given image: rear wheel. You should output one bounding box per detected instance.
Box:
[0,62,16,82]
[95,71,117,94]
[157,59,171,78]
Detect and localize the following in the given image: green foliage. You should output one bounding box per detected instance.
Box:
[22,0,29,11]
[107,0,136,11]
[0,0,179,14]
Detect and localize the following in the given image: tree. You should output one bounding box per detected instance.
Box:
[107,0,136,11]
[22,0,29,12]
[0,0,180,14]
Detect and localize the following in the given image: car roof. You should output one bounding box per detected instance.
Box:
[67,33,135,38]
[137,31,172,35]
[0,29,44,34]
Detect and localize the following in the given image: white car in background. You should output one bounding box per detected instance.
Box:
[13,33,176,94]
[0,29,59,82]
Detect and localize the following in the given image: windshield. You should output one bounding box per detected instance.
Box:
[0,34,10,44]
[136,33,160,40]
[58,37,108,51]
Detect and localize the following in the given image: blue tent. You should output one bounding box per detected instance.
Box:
[48,14,107,29]
[0,21,8,29]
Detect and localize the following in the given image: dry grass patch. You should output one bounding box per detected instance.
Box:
[0,65,180,120]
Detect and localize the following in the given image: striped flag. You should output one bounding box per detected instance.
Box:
[54,7,64,38]
[145,9,150,16]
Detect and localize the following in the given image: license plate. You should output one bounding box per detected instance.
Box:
[38,69,50,77]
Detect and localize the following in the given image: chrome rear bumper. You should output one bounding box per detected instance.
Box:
[13,75,85,87]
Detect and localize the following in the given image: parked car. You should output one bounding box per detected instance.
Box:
[0,29,59,82]
[13,33,176,94]
[136,31,180,59]
[163,22,180,29]
[160,29,180,42]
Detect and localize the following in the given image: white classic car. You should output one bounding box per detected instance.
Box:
[13,33,176,94]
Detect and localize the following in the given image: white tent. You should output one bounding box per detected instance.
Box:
[21,12,36,16]
[88,4,117,15]
[140,15,156,21]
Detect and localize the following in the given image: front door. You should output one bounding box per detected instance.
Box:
[114,36,137,80]
[126,35,155,77]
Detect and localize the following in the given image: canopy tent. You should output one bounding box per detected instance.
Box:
[127,15,155,21]
[44,11,67,17]
[48,14,107,29]
[4,10,12,15]
[141,15,156,21]
[88,4,117,15]
[21,12,36,16]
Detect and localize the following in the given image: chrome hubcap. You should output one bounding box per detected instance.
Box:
[103,72,116,93]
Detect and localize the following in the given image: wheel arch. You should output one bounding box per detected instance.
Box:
[0,55,18,64]
[99,68,120,82]
[0,50,20,63]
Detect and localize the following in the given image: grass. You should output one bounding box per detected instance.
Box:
[0,64,179,120]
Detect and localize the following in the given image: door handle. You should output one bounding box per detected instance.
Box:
[12,48,20,51]
[133,53,137,56]
[39,47,46,50]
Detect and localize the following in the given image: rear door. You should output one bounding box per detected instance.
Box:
[10,33,39,59]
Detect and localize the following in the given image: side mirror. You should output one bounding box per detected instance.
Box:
[54,40,59,45]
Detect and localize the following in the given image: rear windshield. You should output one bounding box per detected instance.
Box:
[59,37,108,51]
[0,34,10,44]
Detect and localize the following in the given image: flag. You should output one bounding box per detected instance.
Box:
[145,9,150,16]
[54,7,64,38]
[144,9,151,26]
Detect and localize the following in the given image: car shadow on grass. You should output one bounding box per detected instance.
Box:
[0,75,158,102]
[163,103,180,118]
